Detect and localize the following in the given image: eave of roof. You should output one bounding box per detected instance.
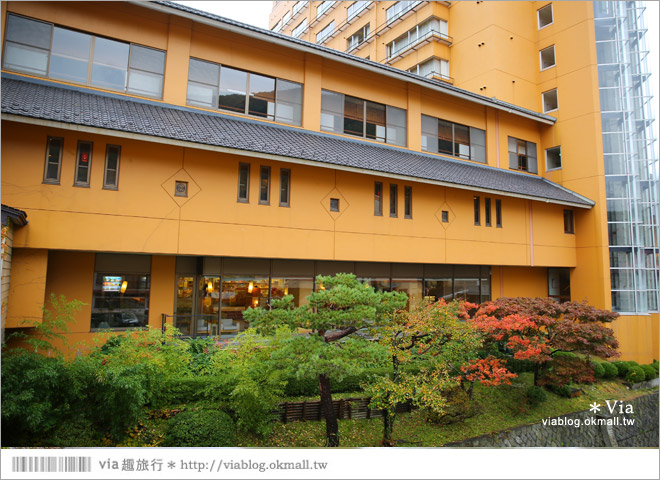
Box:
[136,1,556,126]
[1,204,28,227]
[0,75,594,208]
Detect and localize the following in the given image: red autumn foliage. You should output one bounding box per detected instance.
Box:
[460,357,517,387]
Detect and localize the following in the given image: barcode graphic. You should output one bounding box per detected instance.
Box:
[11,456,92,473]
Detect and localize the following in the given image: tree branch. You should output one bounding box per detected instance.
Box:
[324,326,357,343]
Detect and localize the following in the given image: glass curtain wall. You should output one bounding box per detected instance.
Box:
[594,1,659,312]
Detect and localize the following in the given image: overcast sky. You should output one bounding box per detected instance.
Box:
[176,1,659,144]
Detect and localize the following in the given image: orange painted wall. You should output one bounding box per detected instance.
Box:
[5,248,48,327]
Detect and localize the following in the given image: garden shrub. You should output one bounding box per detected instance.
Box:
[160,376,232,405]
[641,364,658,381]
[504,357,536,373]
[163,409,235,447]
[525,385,548,407]
[651,360,659,373]
[612,361,631,378]
[538,352,594,388]
[591,361,605,378]
[601,362,619,379]
[1,351,75,446]
[187,337,218,375]
[548,384,573,398]
[424,387,470,425]
[625,366,646,384]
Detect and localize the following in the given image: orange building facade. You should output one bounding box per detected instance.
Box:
[1,1,657,361]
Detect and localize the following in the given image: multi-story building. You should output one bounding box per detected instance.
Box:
[1,1,657,361]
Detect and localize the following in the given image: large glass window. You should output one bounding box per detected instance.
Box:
[387,17,449,58]
[321,90,406,146]
[386,1,421,24]
[270,277,313,307]
[316,1,335,18]
[508,136,538,173]
[347,24,370,51]
[292,18,307,38]
[348,1,370,21]
[317,21,335,44]
[422,115,486,162]
[221,276,269,332]
[187,58,302,126]
[408,57,449,80]
[2,14,164,98]
[91,273,150,330]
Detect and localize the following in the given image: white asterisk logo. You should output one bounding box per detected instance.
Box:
[589,402,602,413]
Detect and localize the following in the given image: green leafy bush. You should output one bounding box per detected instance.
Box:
[163,409,235,447]
[612,361,631,378]
[650,360,659,373]
[1,351,75,445]
[625,366,646,384]
[525,385,548,407]
[591,361,605,378]
[187,337,218,375]
[547,384,572,398]
[160,376,232,405]
[641,364,658,381]
[601,362,618,379]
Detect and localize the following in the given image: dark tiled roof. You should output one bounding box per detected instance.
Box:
[152,1,556,125]
[1,204,28,226]
[1,76,593,207]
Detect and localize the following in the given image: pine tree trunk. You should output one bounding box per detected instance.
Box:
[318,373,339,447]
[382,354,400,446]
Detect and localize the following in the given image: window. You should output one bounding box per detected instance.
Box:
[564,209,575,234]
[474,196,480,225]
[2,14,165,98]
[292,18,307,38]
[330,198,340,211]
[421,115,486,162]
[103,145,121,189]
[404,186,413,219]
[546,146,562,170]
[321,90,407,146]
[374,182,383,216]
[408,57,449,80]
[347,24,370,51]
[280,169,291,207]
[540,45,556,70]
[272,20,282,32]
[187,59,303,125]
[390,184,398,217]
[316,21,335,44]
[542,88,558,113]
[441,210,448,222]
[485,197,491,227]
[43,137,63,184]
[293,1,307,16]
[348,1,370,21]
[74,141,93,187]
[537,4,553,29]
[386,1,421,24]
[238,163,250,202]
[508,137,538,173]
[496,199,502,227]
[387,17,449,58]
[259,166,271,204]
[317,1,335,18]
[175,181,188,197]
[282,10,292,25]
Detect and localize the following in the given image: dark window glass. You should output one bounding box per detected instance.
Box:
[74,141,93,186]
[474,196,480,225]
[259,166,271,204]
[330,198,340,211]
[564,209,575,234]
[280,169,291,207]
[485,197,491,227]
[104,145,121,189]
[538,4,553,28]
[454,123,470,159]
[496,199,502,227]
[546,146,562,170]
[219,67,248,113]
[91,272,150,330]
[248,73,276,119]
[365,101,386,142]
[404,186,412,219]
[43,137,63,183]
[441,210,448,222]
[437,119,453,155]
[344,95,365,137]
[238,163,250,202]
[374,182,383,216]
[390,184,398,217]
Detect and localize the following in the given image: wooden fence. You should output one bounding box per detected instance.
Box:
[276,397,414,423]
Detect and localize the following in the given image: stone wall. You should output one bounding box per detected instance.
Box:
[444,392,658,448]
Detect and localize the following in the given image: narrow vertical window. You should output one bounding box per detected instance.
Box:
[496,199,502,227]
[237,163,250,202]
[259,166,271,204]
[374,182,383,216]
[103,145,121,189]
[474,196,480,226]
[279,169,291,207]
[485,197,491,227]
[74,141,93,186]
[43,137,63,184]
[564,209,574,234]
[390,184,398,217]
[404,186,412,219]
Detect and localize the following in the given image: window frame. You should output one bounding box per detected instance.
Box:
[539,45,556,70]
[404,186,413,219]
[292,18,307,38]
[237,163,250,203]
[537,4,554,29]
[496,199,502,228]
[73,140,93,187]
[542,88,559,113]
[279,168,291,207]
[474,196,481,226]
[508,136,538,174]
[103,144,121,190]
[545,146,562,171]
[374,182,383,216]
[421,114,486,163]
[43,136,63,184]
[389,184,398,217]
[564,209,575,234]
[259,165,271,205]
[316,20,335,44]
[485,197,492,227]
